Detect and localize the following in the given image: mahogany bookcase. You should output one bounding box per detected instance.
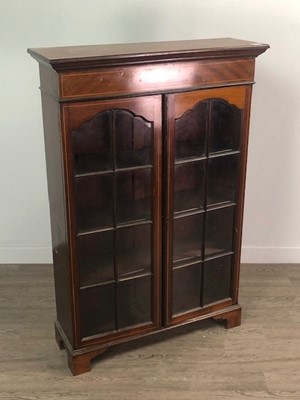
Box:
[28,38,269,375]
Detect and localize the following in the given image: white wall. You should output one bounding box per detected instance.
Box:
[0,0,299,264]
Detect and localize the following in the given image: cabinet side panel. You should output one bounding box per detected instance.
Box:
[41,93,74,346]
[39,65,59,98]
[232,85,253,303]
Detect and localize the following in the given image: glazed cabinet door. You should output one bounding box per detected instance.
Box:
[165,86,251,325]
[61,96,162,345]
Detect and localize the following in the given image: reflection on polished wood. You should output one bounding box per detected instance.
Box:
[28,39,268,375]
[1,263,299,398]
[59,59,255,99]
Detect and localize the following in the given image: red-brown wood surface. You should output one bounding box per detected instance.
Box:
[28,38,269,71]
[165,86,249,326]
[61,95,162,348]
[29,38,269,375]
[40,93,75,346]
[59,59,254,100]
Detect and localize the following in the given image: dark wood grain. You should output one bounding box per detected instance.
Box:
[164,86,247,325]
[59,59,255,100]
[231,86,253,304]
[40,93,74,346]
[60,95,163,348]
[28,38,268,375]
[28,38,269,71]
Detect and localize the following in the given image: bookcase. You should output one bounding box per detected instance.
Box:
[28,38,268,375]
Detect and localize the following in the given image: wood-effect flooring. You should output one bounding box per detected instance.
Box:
[0,263,299,399]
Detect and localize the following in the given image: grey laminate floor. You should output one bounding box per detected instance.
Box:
[0,264,300,399]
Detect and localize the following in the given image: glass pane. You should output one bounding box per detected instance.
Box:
[75,174,113,232]
[174,161,205,213]
[172,263,201,315]
[175,101,208,160]
[205,207,235,258]
[72,110,111,174]
[77,231,114,287]
[116,168,152,224]
[209,99,241,153]
[118,276,152,329]
[80,283,116,338]
[116,224,151,278]
[115,110,152,168]
[173,214,203,264]
[207,155,238,206]
[203,255,232,305]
